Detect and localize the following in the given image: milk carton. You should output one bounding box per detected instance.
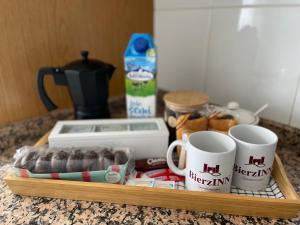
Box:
[124,34,156,118]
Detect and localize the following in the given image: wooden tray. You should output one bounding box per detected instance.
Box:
[4,132,300,219]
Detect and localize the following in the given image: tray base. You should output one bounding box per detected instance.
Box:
[4,131,300,219]
[4,173,300,219]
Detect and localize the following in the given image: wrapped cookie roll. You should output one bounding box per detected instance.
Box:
[135,158,168,171]
[13,145,131,174]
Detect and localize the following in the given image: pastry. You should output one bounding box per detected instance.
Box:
[66,149,84,172]
[17,150,38,171]
[98,149,114,170]
[14,156,22,169]
[114,150,128,165]
[83,150,100,171]
[34,152,53,173]
[176,111,208,141]
[208,112,237,132]
[51,150,69,173]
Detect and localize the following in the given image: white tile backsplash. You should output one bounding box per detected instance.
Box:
[206,7,300,124]
[155,9,211,91]
[154,1,300,127]
[213,0,300,7]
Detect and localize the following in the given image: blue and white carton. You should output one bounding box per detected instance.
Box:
[124,33,157,118]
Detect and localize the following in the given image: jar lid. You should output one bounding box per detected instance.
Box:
[163,91,209,112]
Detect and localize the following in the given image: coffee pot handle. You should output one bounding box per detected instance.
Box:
[37,67,66,111]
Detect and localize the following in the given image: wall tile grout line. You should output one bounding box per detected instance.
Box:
[288,73,300,126]
[203,4,213,93]
[155,5,300,12]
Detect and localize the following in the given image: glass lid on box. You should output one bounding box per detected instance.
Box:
[59,122,159,134]
[96,124,128,132]
[60,125,95,134]
[129,122,158,131]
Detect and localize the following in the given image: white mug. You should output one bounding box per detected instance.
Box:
[228,125,278,191]
[167,131,236,193]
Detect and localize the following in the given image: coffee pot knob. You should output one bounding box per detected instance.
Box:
[80,50,89,61]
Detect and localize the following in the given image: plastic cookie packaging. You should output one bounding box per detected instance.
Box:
[13,145,132,184]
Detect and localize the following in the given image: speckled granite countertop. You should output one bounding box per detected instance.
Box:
[0,93,300,225]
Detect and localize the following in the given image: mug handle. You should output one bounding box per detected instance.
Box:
[166,140,186,176]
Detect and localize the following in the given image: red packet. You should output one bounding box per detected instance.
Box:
[140,168,185,182]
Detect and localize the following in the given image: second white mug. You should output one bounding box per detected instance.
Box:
[229,125,278,191]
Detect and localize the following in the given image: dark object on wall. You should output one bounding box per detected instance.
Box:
[37,50,115,119]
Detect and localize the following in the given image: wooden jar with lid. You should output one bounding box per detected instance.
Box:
[163,91,209,145]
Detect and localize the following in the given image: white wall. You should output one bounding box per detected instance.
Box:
[155,0,300,128]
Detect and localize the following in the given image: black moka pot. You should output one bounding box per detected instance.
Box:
[37,50,115,119]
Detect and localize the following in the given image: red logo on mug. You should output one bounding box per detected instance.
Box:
[200,163,221,176]
[245,156,265,168]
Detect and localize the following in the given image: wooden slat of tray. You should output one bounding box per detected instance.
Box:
[5,174,300,219]
[4,132,300,219]
[272,154,299,200]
